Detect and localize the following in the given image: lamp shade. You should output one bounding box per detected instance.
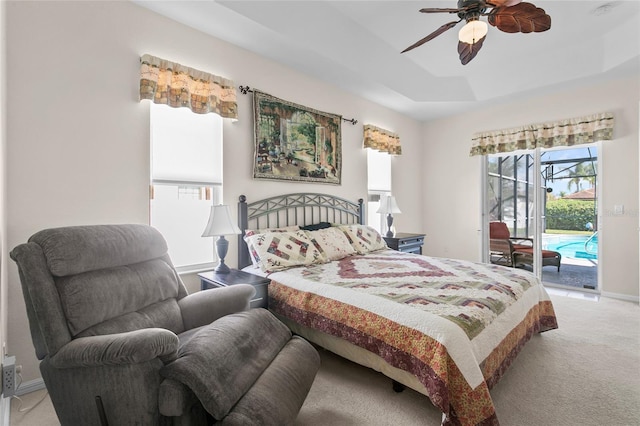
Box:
[376,195,402,214]
[458,20,488,44]
[201,205,241,237]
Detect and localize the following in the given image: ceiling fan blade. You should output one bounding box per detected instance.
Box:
[419,7,463,14]
[420,3,480,14]
[458,36,486,65]
[486,0,522,7]
[488,2,551,33]
[401,20,461,53]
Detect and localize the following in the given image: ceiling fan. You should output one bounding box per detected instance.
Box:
[402,0,551,65]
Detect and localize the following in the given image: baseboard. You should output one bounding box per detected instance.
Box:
[16,377,46,396]
[600,291,640,304]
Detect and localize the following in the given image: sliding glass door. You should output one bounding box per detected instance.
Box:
[485,145,599,290]
[487,154,535,239]
[486,151,543,278]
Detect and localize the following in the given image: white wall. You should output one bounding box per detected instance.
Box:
[422,75,640,300]
[4,1,423,383]
[0,0,7,391]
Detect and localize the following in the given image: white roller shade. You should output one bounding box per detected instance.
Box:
[367,148,391,191]
[151,103,223,184]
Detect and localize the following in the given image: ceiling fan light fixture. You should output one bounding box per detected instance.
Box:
[404,1,550,64]
[458,19,488,44]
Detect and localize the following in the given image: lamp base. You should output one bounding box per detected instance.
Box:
[386,213,395,238]
[215,235,231,274]
[214,262,231,273]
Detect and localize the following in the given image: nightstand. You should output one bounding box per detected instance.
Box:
[198,269,270,309]
[383,232,425,254]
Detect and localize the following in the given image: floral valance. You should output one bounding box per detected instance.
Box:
[363,124,402,155]
[469,112,614,156]
[139,54,238,119]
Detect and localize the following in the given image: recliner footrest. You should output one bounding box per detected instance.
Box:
[160,309,299,420]
[221,336,320,425]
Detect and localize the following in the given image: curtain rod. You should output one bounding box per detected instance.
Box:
[238,85,358,125]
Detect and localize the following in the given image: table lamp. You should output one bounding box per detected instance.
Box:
[376,195,401,238]
[202,204,241,273]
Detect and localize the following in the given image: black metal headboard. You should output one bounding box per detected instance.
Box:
[237,193,364,269]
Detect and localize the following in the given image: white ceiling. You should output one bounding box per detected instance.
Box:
[133,0,640,121]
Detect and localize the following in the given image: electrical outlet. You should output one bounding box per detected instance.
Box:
[2,355,16,398]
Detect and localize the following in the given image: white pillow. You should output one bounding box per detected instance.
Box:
[244,230,328,273]
[308,227,356,261]
[338,224,387,254]
[244,226,301,267]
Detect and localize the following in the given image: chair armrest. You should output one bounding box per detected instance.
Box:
[178,284,256,331]
[48,328,178,369]
[489,238,513,252]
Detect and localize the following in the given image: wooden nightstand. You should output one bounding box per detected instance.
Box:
[198,269,270,309]
[383,232,426,254]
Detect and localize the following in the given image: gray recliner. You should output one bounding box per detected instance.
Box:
[10,224,320,425]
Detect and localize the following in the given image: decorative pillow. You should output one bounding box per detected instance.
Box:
[244,225,300,237]
[339,225,387,254]
[244,230,328,273]
[244,226,300,267]
[308,227,356,261]
[300,222,332,231]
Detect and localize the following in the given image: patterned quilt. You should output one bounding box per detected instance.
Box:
[266,250,558,426]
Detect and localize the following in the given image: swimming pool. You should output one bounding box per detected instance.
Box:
[543,233,598,260]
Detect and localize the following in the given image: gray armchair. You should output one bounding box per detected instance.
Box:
[10,224,320,425]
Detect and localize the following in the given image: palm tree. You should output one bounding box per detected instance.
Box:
[566,162,596,193]
[582,162,596,188]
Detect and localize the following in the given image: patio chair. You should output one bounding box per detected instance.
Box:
[489,222,561,272]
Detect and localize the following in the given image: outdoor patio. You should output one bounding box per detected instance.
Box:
[542,257,598,290]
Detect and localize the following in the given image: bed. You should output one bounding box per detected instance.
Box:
[237,193,558,426]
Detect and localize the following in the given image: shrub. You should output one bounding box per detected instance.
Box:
[545,199,596,231]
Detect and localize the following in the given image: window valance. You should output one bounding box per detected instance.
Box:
[363,124,402,155]
[139,54,238,119]
[469,112,614,156]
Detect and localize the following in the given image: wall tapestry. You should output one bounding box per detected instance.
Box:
[253,90,341,185]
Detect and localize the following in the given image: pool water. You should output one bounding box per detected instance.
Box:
[544,234,598,260]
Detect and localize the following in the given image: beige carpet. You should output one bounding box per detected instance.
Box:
[11,294,640,426]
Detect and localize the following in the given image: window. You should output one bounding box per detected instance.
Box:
[150,103,223,271]
[366,148,392,233]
